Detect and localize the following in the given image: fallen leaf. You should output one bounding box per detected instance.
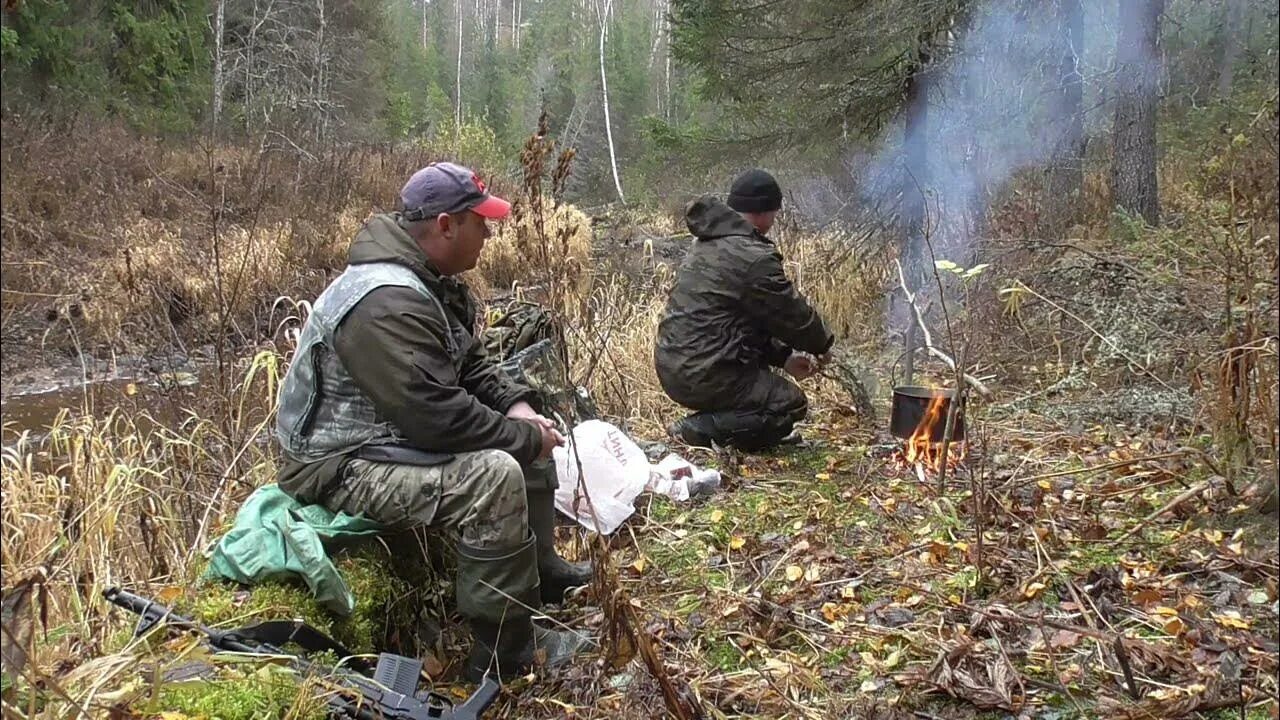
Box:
[1132,589,1162,606]
[729,536,746,550]
[762,657,793,677]
[422,651,445,677]
[815,472,831,481]
[1050,630,1080,649]
[1213,611,1251,629]
[1022,582,1047,599]
[785,565,804,582]
[805,564,821,582]
[631,557,647,573]
[709,509,724,523]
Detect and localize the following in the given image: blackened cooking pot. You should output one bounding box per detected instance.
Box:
[889,386,966,442]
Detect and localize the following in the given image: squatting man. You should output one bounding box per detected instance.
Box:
[656,168,835,451]
[274,162,590,681]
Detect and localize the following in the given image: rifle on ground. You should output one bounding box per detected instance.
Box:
[104,587,500,720]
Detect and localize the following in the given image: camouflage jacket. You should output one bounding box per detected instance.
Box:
[277,214,541,492]
[654,196,833,406]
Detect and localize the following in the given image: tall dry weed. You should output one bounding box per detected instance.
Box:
[0,349,286,670]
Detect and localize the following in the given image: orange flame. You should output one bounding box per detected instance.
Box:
[903,394,966,473]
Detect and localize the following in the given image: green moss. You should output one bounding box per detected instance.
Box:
[644,536,707,576]
[702,634,742,671]
[187,540,447,655]
[648,496,679,523]
[822,646,854,668]
[1066,544,1121,575]
[145,664,328,720]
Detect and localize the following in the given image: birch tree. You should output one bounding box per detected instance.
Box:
[212,0,227,127]
[595,0,626,203]
[455,0,464,144]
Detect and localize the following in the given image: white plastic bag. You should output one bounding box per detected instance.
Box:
[552,420,723,534]
[553,420,651,534]
[648,454,721,501]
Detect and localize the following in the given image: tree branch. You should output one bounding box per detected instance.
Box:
[894,259,994,398]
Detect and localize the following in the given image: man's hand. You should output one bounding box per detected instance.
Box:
[508,401,564,459]
[784,352,820,380]
[507,400,556,429]
[535,423,566,460]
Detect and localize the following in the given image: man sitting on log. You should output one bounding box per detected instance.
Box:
[655,168,834,451]
[273,162,590,681]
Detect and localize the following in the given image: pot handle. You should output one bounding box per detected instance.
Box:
[889,347,917,388]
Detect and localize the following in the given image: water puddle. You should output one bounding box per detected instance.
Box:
[1,369,202,444]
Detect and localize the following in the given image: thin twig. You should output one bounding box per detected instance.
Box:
[1111,480,1212,545]
[894,259,995,399]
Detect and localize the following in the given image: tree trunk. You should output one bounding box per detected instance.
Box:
[1046,0,1085,231]
[597,0,626,204]
[1218,0,1244,99]
[314,0,329,142]
[211,0,226,129]
[456,0,464,134]
[422,0,429,49]
[1111,0,1163,226]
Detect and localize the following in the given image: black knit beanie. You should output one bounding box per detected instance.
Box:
[727,169,782,213]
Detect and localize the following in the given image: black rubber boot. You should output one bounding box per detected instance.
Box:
[526,475,593,603]
[456,532,542,681]
[669,409,794,451]
[464,618,590,683]
[668,414,715,448]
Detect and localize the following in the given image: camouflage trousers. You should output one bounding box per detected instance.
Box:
[320,449,529,549]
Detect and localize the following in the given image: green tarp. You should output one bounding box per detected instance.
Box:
[203,484,384,616]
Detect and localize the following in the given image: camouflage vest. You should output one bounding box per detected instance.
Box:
[275,262,463,462]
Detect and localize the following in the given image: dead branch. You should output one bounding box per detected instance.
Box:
[894,260,994,399]
[1111,480,1212,545]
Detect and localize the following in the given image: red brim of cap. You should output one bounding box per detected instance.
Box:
[471,194,512,219]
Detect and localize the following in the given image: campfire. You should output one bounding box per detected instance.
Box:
[890,386,967,480]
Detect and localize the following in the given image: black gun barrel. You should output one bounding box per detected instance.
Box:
[103,586,258,654]
[102,586,502,719]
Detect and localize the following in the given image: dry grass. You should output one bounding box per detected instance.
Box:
[0,350,283,677]
[477,201,594,294]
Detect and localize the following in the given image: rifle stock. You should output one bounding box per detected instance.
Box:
[103,586,500,720]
